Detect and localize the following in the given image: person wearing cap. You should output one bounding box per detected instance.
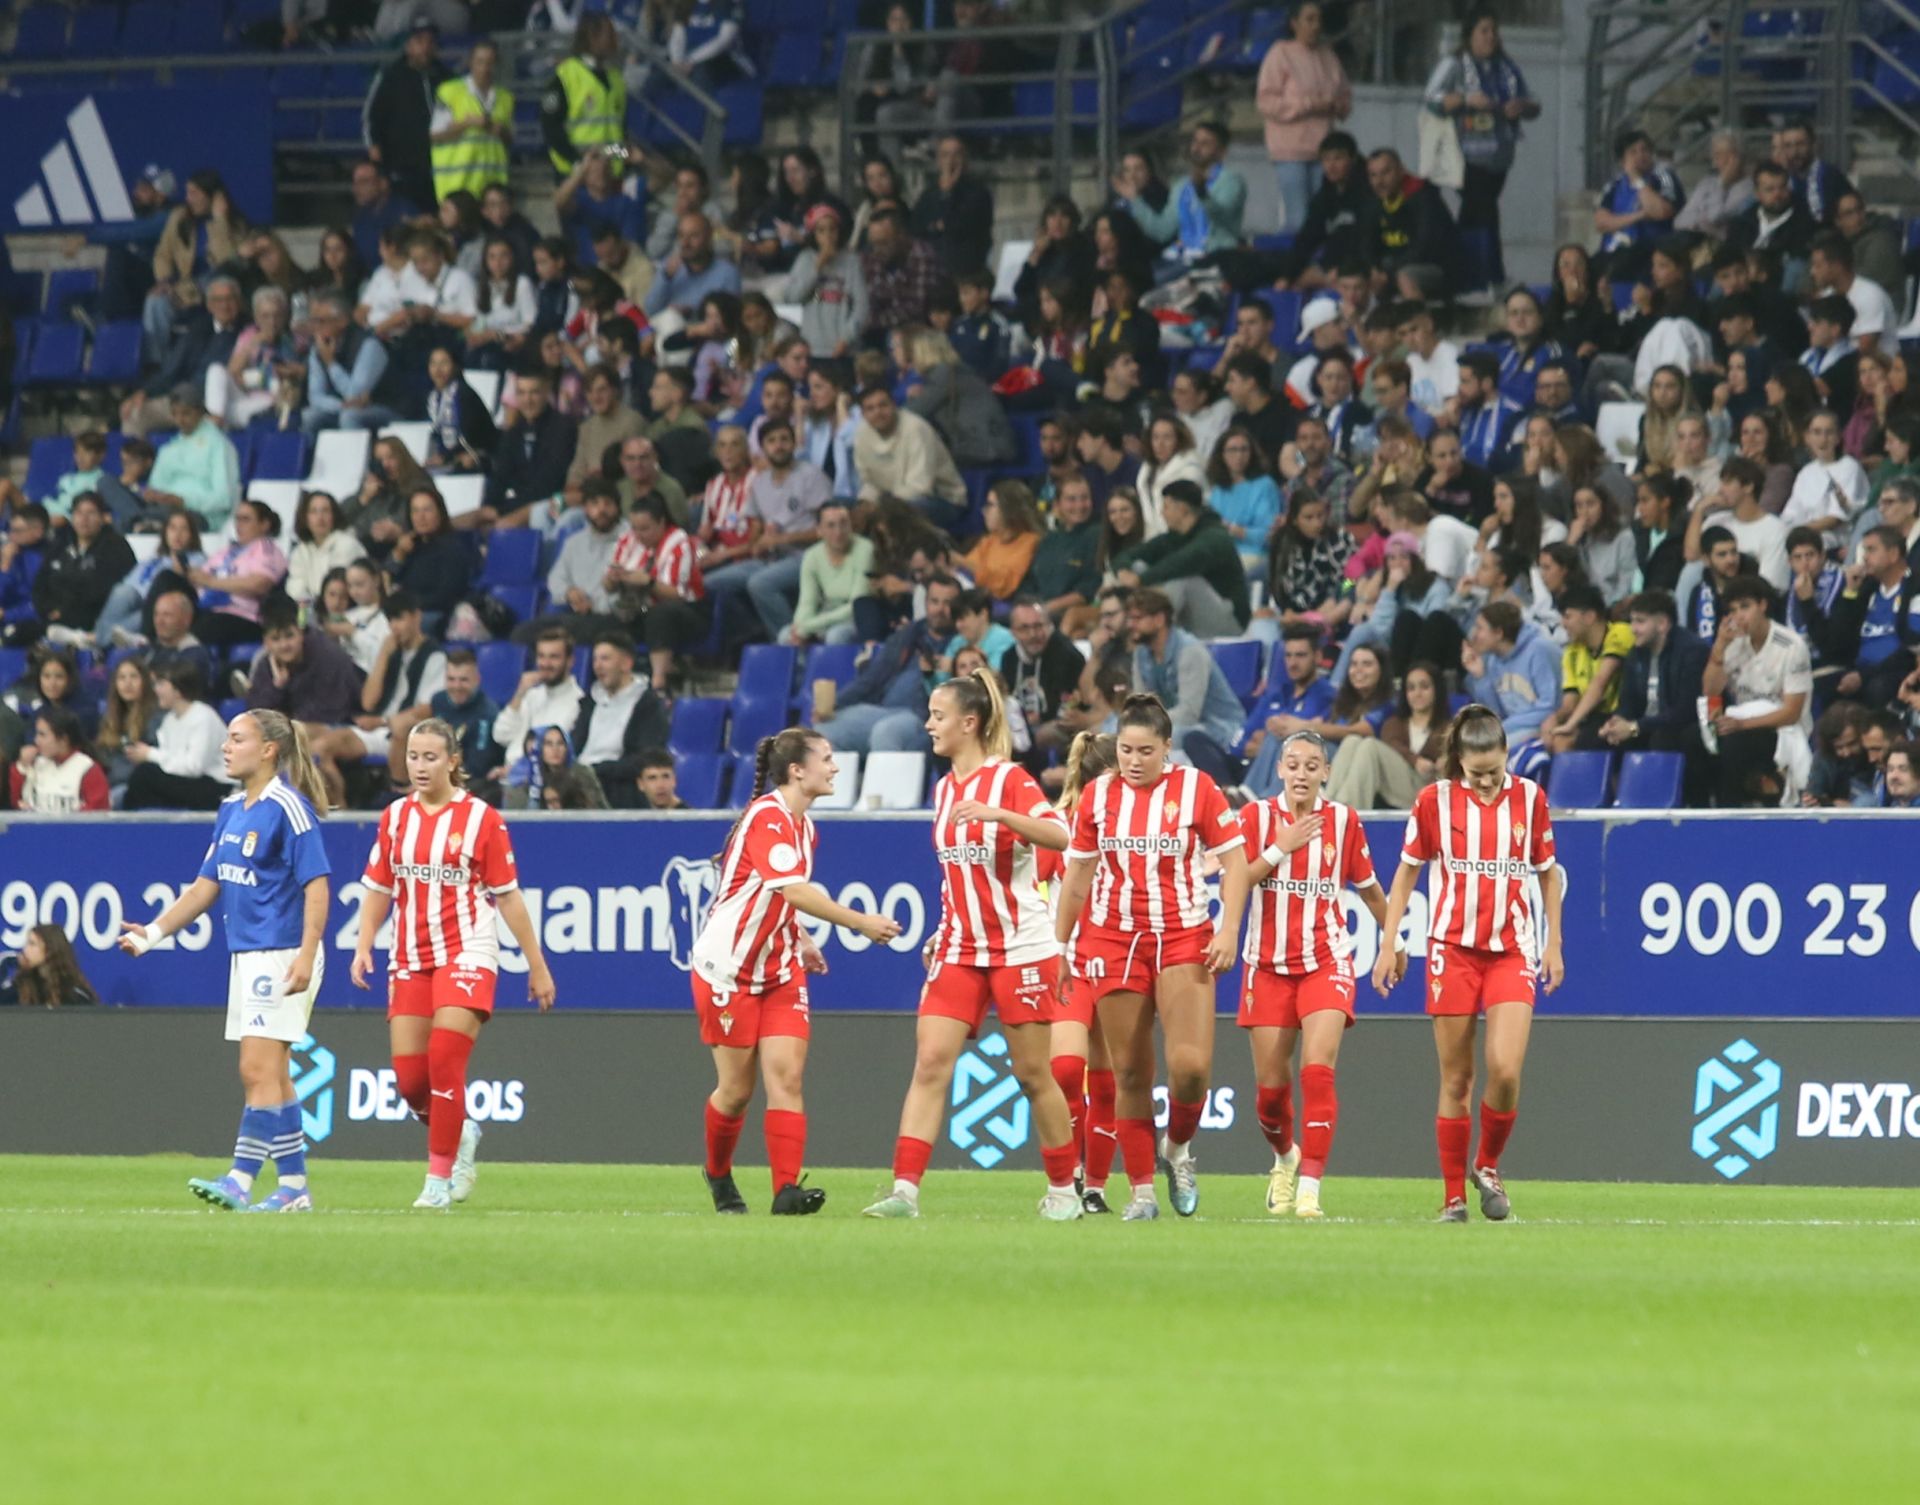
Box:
[1279,297,1350,409]
[141,384,243,535]
[430,35,515,202]
[59,165,175,322]
[543,11,635,179]
[362,14,453,207]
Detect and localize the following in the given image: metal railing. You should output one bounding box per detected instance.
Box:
[1584,0,1729,188]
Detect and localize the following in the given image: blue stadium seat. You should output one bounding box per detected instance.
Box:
[572,644,592,689]
[675,751,730,809]
[1251,289,1305,353]
[218,697,248,726]
[24,436,75,503]
[0,649,28,694]
[103,430,124,475]
[487,583,541,626]
[11,7,69,60]
[69,5,122,56]
[1007,413,1047,477]
[715,81,765,148]
[727,695,788,756]
[764,31,827,89]
[227,431,257,485]
[956,468,991,537]
[735,644,796,706]
[1546,751,1614,809]
[248,429,307,482]
[669,696,729,755]
[1209,640,1263,707]
[474,641,525,707]
[726,749,761,807]
[1232,9,1288,73]
[25,323,85,386]
[43,268,100,321]
[119,4,179,53]
[87,321,143,385]
[1614,751,1684,809]
[478,528,540,588]
[173,3,224,52]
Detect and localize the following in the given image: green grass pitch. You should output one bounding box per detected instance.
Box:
[4,1156,1917,1503]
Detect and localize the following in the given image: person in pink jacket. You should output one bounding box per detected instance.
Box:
[1256,2,1353,237]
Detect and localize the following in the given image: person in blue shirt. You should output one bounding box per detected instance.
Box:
[1830,525,1920,706]
[670,0,756,91]
[1453,352,1526,470]
[120,709,333,1214]
[944,272,1014,382]
[1594,129,1685,286]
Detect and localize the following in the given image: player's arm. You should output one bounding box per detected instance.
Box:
[350,883,393,989]
[1538,859,1565,995]
[1244,812,1323,884]
[949,798,1070,850]
[1053,855,1095,949]
[495,888,558,1011]
[1371,860,1423,995]
[778,882,902,946]
[1204,841,1251,973]
[119,877,221,955]
[1356,877,1407,985]
[282,876,330,996]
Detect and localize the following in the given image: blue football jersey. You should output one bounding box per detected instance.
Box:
[197,777,332,953]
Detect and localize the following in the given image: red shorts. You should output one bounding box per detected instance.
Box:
[1075,924,1213,1005]
[919,956,1058,1036]
[693,972,811,1048]
[1425,942,1537,1017]
[388,964,498,1020]
[1054,975,1101,1030]
[1237,960,1357,1030]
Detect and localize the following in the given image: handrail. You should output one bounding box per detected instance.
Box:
[1583,0,1729,187]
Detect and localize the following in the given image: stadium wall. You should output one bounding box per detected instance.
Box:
[2,1012,1916,1185]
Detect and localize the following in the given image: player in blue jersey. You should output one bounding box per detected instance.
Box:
[119,710,334,1213]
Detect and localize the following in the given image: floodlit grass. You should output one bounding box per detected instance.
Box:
[4,1157,1917,1502]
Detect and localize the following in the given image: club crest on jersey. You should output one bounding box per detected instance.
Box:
[718,1011,735,1035]
[448,831,464,858]
[1323,840,1336,861]
[1512,821,1526,849]
[242,831,258,857]
[1164,799,1180,821]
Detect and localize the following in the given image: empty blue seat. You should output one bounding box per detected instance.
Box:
[249,429,307,482]
[11,7,69,60]
[120,5,179,53]
[474,641,524,707]
[172,3,225,51]
[726,749,761,807]
[670,696,729,755]
[24,436,75,503]
[1231,8,1288,71]
[479,528,540,587]
[70,6,123,55]
[572,644,592,689]
[0,648,28,692]
[675,751,730,809]
[1251,289,1305,353]
[764,31,827,89]
[735,644,796,706]
[87,321,142,385]
[487,583,540,625]
[715,81,765,148]
[25,323,85,386]
[1546,750,1614,809]
[727,695,787,756]
[43,268,99,320]
[1210,640,1263,707]
[218,697,247,725]
[1614,751,1685,809]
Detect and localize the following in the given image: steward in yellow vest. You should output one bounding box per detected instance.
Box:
[430,40,514,199]
[542,13,630,176]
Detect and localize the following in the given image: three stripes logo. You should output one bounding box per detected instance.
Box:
[1692,1038,1781,1180]
[12,98,133,229]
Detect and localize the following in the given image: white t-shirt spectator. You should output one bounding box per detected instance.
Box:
[1722,510,1790,592]
[1423,513,1480,584]
[1781,455,1869,549]
[1725,619,1814,735]
[1406,343,1460,418]
[399,262,479,320]
[154,700,235,784]
[361,264,408,327]
[1842,275,1900,343]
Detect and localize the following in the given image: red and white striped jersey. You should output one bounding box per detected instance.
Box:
[611,523,705,601]
[1067,766,1243,932]
[1401,775,1555,954]
[701,470,754,551]
[361,791,519,973]
[691,790,817,992]
[1240,796,1376,975]
[930,760,1064,967]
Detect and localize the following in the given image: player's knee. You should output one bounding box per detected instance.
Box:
[1165,1045,1209,1091]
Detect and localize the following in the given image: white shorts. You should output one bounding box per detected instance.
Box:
[356,724,392,761]
[226,948,324,1043]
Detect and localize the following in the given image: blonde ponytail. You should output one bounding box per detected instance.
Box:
[247,708,331,815]
[936,668,1012,762]
[1056,730,1116,812]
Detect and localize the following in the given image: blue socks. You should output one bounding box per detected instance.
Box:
[270,1100,308,1191]
[230,1105,277,1192]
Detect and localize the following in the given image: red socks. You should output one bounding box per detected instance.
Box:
[892,1134,933,1186]
[1040,1142,1078,1189]
[1084,1070,1118,1184]
[1255,1083,1294,1156]
[393,1052,430,1121]
[425,1028,474,1177]
[1166,1094,1205,1148]
[1299,1065,1337,1179]
[1050,1054,1088,1164]
[1477,1103,1517,1170]
[764,1108,806,1194]
[1436,1114,1471,1204]
[1116,1116,1157,1188]
[704,1099,746,1178]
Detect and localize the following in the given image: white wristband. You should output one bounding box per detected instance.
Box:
[1261,844,1285,869]
[1393,935,1410,954]
[128,917,174,956]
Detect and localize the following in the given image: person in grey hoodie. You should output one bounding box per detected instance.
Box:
[785,204,868,359]
[1461,599,1561,740]
[525,479,628,641]
[902,325,1016,469]
[1128,584,1245,755]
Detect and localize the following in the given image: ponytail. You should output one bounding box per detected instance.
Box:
[936,668,1012,763]
[1116,691,1173,743]
[1056,730,1116,812]
[717,726,823,862]
[407,717,470,787]
[246,708,330,815]
[1439,702,1508,781]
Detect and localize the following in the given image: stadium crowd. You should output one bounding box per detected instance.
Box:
[4,4,1920,816]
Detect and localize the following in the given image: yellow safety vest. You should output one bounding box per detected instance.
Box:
[549,55,626,174]
[431,77,514,199]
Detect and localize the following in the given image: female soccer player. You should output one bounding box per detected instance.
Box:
[693,727,902,1216]
[863,671,1080,1221]
[1054,693,1250,1220]
[118,710,332,1213]
[1238,732,1398,1220]
[1372,704,1564,1223]
[1042,730,1122,1213]
[349,718,557,1211]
